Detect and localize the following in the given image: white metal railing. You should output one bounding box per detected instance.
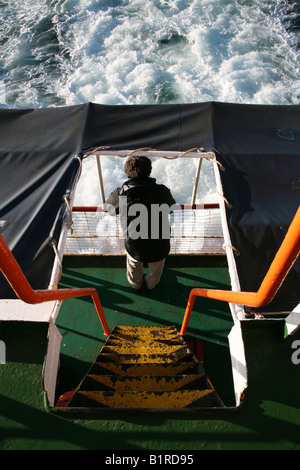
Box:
[83,147,218,206]
[61,148,226,256]
[64,204,225,256]
[50,149,225,285]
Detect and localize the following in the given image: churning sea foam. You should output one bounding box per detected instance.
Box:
[0,0,299,204]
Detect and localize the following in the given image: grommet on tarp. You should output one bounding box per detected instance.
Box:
[0,220,6,234]
[63,192,71,212]
[212,157,225,171]
[63,192,74,233]
[216,191,233,209]
[72,154,83,179]
[177,147,205,159]
[83,146,111,158]
[277,127,295,141]
[128,147,154,157]
[50,240,63,268]
[75,154,83,168]
[211,148,225,171]
[162,147,206,160]
[223,243,240,256]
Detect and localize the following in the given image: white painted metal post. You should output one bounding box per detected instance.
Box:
[191,158,203,205]
[96,155,106,204]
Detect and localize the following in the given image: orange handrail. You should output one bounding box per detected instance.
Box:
[0,234,110,336]
[180,205,300,336]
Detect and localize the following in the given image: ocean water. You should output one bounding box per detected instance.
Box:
[1,0,299,204]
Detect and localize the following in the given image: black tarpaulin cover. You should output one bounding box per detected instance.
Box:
[0,105,88,298]
[0,102,299,312]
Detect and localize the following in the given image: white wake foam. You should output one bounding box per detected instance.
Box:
[1,0,299,204]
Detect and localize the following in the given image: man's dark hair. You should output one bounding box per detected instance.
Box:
[124,156,152,179]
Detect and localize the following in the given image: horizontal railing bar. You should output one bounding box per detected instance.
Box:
[180,205,300,335]
[67,235,223,239]
[84,149,216,160]
[72,203,220,212]
[0,234,110,336]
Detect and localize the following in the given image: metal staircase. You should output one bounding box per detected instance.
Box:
[65,326,225,410]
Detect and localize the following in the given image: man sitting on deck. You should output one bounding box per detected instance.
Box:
[105,156,176,290]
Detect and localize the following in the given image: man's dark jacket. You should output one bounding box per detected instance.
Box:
[105,177,176,263]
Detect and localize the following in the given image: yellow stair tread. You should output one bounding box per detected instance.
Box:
[60,324,225,410]
[112,325,178,334]
[95,352,196,364]
[105,335,184,346]
[90,361,200,376]
[69,389,222,409]
[80,374,208,391]
[110,326,179,341]
[102,344,188,355]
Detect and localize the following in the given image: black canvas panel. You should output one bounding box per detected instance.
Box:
[0,105,88,297]
[0,101,298,311]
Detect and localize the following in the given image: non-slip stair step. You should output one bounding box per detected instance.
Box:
[89,361,200,376]
[112,326,179,337]
[68,389,224,409]
[101,344,189,355]
[59,325,225,411]
[79,374,208,392]
[107,332,184,344]
[95,352,196,364]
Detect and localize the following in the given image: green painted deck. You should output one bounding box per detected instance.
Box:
[55,256,235,406]
[0,255,299,450]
